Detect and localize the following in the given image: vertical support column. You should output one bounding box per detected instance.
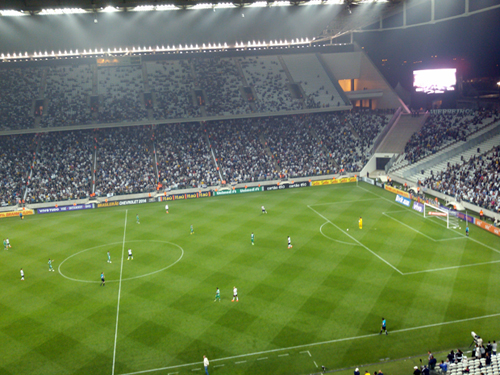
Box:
[350,31,353,44]
[431,0,435,22]
[379,15,383,30]
[465,0,469,15]
[403,0,407,27]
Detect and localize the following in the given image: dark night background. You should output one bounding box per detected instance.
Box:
[0,0,499,89]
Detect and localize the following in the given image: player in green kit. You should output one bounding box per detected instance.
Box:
[251,232,254,245]
[107,251,112,263]
[48,258,55,272]
[190,224,194,235]
[136,214,140,224]
[214,287,220,302]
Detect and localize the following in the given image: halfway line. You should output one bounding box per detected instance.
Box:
[112,209,128,375]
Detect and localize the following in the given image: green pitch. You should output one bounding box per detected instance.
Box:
[1,182,500,375]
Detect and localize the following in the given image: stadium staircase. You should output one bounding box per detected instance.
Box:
[189,61,208,117]
[395,120,500,183]
[141,63,154,121]
[309,125,339,170]
[91,65,98,122]
[376,113,428,154]
[277,55,306,109]
[259,134,280,171]
[233,58,258,113]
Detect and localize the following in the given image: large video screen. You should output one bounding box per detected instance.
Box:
[413,68,456,94]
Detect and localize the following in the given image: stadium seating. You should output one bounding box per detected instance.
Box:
[41,65,93,127]
[147,60,201,120]
[282,54,341,109]
[192,57,252,116]
[0,68,41,130]
[97,65,148,123]
[238,56,302,112]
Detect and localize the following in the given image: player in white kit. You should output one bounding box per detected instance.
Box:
[232,286,239,302]
[127,248,133,260]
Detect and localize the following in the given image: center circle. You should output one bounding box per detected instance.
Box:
[58,240,184,283]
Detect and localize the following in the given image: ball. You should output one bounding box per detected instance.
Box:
[459,227,461,229]
[347,228,349,231]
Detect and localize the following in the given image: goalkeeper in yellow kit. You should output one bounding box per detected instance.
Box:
[359,217,363,230]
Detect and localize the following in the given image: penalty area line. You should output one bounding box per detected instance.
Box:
[118,312,500,375]
[308,205,403,275]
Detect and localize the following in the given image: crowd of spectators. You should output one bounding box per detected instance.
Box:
[0,68,40,130]
[94,126,156,196]
[263,115,332,178]
[314,110,389,173]
[148,60,201,120]
[239,56,303,113]
[404,110,500,163]
[97,66,148,123]
[153,122,218,189]
[40,65,93,128]
[422,146,500,212]
[207,118,277,183]
[193,57,251,116]
[0,111,394,204]
[0,134,38,206]
[25,131,93,202]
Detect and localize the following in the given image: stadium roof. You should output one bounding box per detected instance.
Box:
[0,0,401,13]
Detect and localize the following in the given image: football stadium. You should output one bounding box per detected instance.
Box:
[0,1,499,374]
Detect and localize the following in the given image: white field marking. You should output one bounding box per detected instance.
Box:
[58,240,184,283]
[382,210,409,214]
[191,369,201,371]
[320,222,359,246]
[118,312,500,375]
[112,210,128,375]
[168,373,178,375]
[300,351,312,357]
[402,260,500,275]
[278,353,289,357]
[214,364,225,368]
[309,198,382,207]
[313,361,319,368]
[382,212,437,241]
[308,206,404,275]
[357,185,500,255]
[435,237,467,242]
[235,361,247,364]
[257,357,268,361]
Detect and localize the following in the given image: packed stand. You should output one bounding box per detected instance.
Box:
[97,66,148,123]
[239,56,302,113]
[95,126,156,196]
[25,131,93,203]
[345,109,391,156]
[0,68,40,130]
[0,134,38,206]
[193,58,251,116]
[207,119,277,183]
[404,110,500,163]
[314,112,363,172]
[147,61,201,120]
[153,123,218,189]
[40,65,93,127]
[263,115,331,178]
[422,146,500,212]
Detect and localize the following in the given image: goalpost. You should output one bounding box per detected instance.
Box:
[423,203,460,229]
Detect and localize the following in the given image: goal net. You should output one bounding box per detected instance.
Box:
[423,203,459,229]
